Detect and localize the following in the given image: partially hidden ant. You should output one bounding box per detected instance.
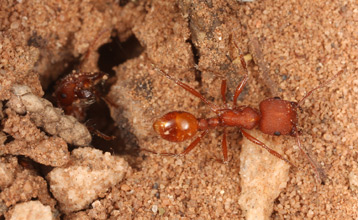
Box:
[54,30,114,140]
[54,71,108,121]
[147,51,343,183]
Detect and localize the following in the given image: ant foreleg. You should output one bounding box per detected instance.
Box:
[241,129,295,167]
[140,148,177,157]
[233,74,249,106]
[231,41,250,106]
[86,125,116,141]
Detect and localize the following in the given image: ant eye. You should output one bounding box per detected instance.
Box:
[273,97,281,100]
[274,131,281,136]
[61,93,67,99]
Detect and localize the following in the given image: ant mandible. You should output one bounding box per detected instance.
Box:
[149,50,343,183]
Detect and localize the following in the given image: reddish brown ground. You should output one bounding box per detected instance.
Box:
[1,0,357,219]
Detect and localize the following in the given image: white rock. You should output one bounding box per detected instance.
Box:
[239,130,290,220]
[9,201,53,220]
[47,147,129,213]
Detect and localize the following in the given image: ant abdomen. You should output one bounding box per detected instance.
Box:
[153,111,199,142]
[259,98,298,136]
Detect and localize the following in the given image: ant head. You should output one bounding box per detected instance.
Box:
[258,70,344,137]
[259,98,298,136]
[55,80,77,107]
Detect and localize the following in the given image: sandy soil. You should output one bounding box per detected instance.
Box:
[1,0,357,219]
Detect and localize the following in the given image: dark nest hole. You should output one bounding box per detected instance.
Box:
[43,32,144,167]
[98,34,144,76]
[93,33,144,165]
[186,39,202,85]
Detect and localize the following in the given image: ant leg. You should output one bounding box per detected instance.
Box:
[78,29,110,71]
[192,64,228,106]
[213,129,229,164]
[153,66,220,114]
[295,132,326,183]
[221,79,227,106]
[86,125,116,141]
[179,129,209,156]
[91,128,116,140]
[232,41,248,71]
[221,128,228,163]
[232,41,250,107]
[232,74,249,107]
[141,129,209,157]
[102,96,119,108]
[241,129,295,167]
[140,148,176,157]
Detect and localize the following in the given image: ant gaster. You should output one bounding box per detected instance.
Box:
[150,52,343,183]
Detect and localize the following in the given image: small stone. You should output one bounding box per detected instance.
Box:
[307,210,314,218]
[349,168,358,192]
[9,201,53,220]
[151,205,158,213]
[10,22,20,29]
[121,184,131,191]
[158,207,165,215]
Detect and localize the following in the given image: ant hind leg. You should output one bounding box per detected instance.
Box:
[179,129,209,156]
[141,129,209,159]
[241,129,295,167]
[221,129,229,163]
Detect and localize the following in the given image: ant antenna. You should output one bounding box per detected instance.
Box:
[297,70,344,107]
[78,28,111,71]
[294,69,344,183]
[295,132,326,184]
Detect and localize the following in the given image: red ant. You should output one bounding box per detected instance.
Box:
[147,52,343,183]
[54,29,114,140]
[54,70,108,121]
